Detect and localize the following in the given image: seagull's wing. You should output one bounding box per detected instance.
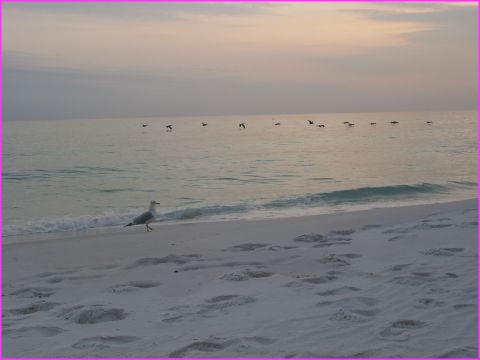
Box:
[133,211,154,225]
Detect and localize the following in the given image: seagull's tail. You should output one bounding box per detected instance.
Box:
[124,223,133,227]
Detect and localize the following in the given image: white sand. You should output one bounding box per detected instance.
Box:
[2,199,478,358]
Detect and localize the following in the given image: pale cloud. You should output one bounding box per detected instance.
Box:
[3,2,274,20]
[3,2,477,121]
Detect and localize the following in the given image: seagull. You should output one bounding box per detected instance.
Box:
[166,125,173,131]
[202,122,208,126]
[426,121,433,125]
[317,124,325,128]
[370,122,376,125]
[239,123,246,129]
[348,123,355,127]
[275,122,281,126]
[142,124,148,127]
[125,201,160,232]
[390,121,399,125]
[307,120,314,124]
[343,121,350,124]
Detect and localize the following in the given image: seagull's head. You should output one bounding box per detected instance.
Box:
[149,200,160,211]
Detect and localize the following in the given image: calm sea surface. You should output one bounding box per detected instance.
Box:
[3,111,477,239]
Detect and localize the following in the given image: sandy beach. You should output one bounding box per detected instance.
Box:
[2,199,477,358]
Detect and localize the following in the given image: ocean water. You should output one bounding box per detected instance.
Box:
[2,110,477,239]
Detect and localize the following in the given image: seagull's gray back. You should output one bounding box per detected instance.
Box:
[133,211,154,224]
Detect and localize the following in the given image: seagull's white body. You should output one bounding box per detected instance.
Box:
[125,201,160,232]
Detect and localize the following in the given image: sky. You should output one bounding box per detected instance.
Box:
[2,2,478,121]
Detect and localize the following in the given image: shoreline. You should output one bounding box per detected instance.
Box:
[3,197,477,245]
[3,198,478,357]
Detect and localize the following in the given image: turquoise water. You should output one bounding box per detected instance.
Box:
[2,110,477,238]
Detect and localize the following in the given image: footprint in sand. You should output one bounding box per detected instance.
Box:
[59,305,127,324]
[338,253,362,259]
[427,287,449,295]
[168,336,276,358]
[317,254,352,267]
[313,243,349,248]
[111,280,161,293]
[415,298,444,308]
[422,217,451,223]
[292,233,325,243]
[162,305,193,323]
[328,229,356,236]
[168,339,238,357]
[388,263,411,271]
[324,295,380,322]
[221,270,273,281]
[378,320,427,341]
[244,336,277,345]
[329,308,380,322]
[435,346,478,358]
[93,264,119,270]
[293,233,352,248]
[177,261,263,272]
[46,274,103,284]
[382,227,411,234]
[317,286,360,296]
[163,295,257,322]
[312,238,352,248]
[348,347,391,358]
[325,295,379,308]
[421,248,464,256]
[360,224,382,231]
[268,245,298,251]
[388,235,408,242]
[415,223,453,230]
[302,274,339,284]
[7,301,59,315]
[458,221,478,229]
[452,303,476,309]
[126,254,202,269]
[36,269,77,278]
[389,273,434,286]
[10,287,57,299]
[3,326,65,337]
[200,294,256,311]
[227,243,270,251]
[72,336,139,350]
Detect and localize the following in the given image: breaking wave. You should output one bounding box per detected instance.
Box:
[3,182,474,237]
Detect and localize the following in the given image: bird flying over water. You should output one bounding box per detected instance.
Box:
[125,201,160,232]
[166,125,173,131]
[307,120,314,124]
[239,123,246,129]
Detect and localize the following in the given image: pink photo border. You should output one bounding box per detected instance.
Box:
[0,0,478,359]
